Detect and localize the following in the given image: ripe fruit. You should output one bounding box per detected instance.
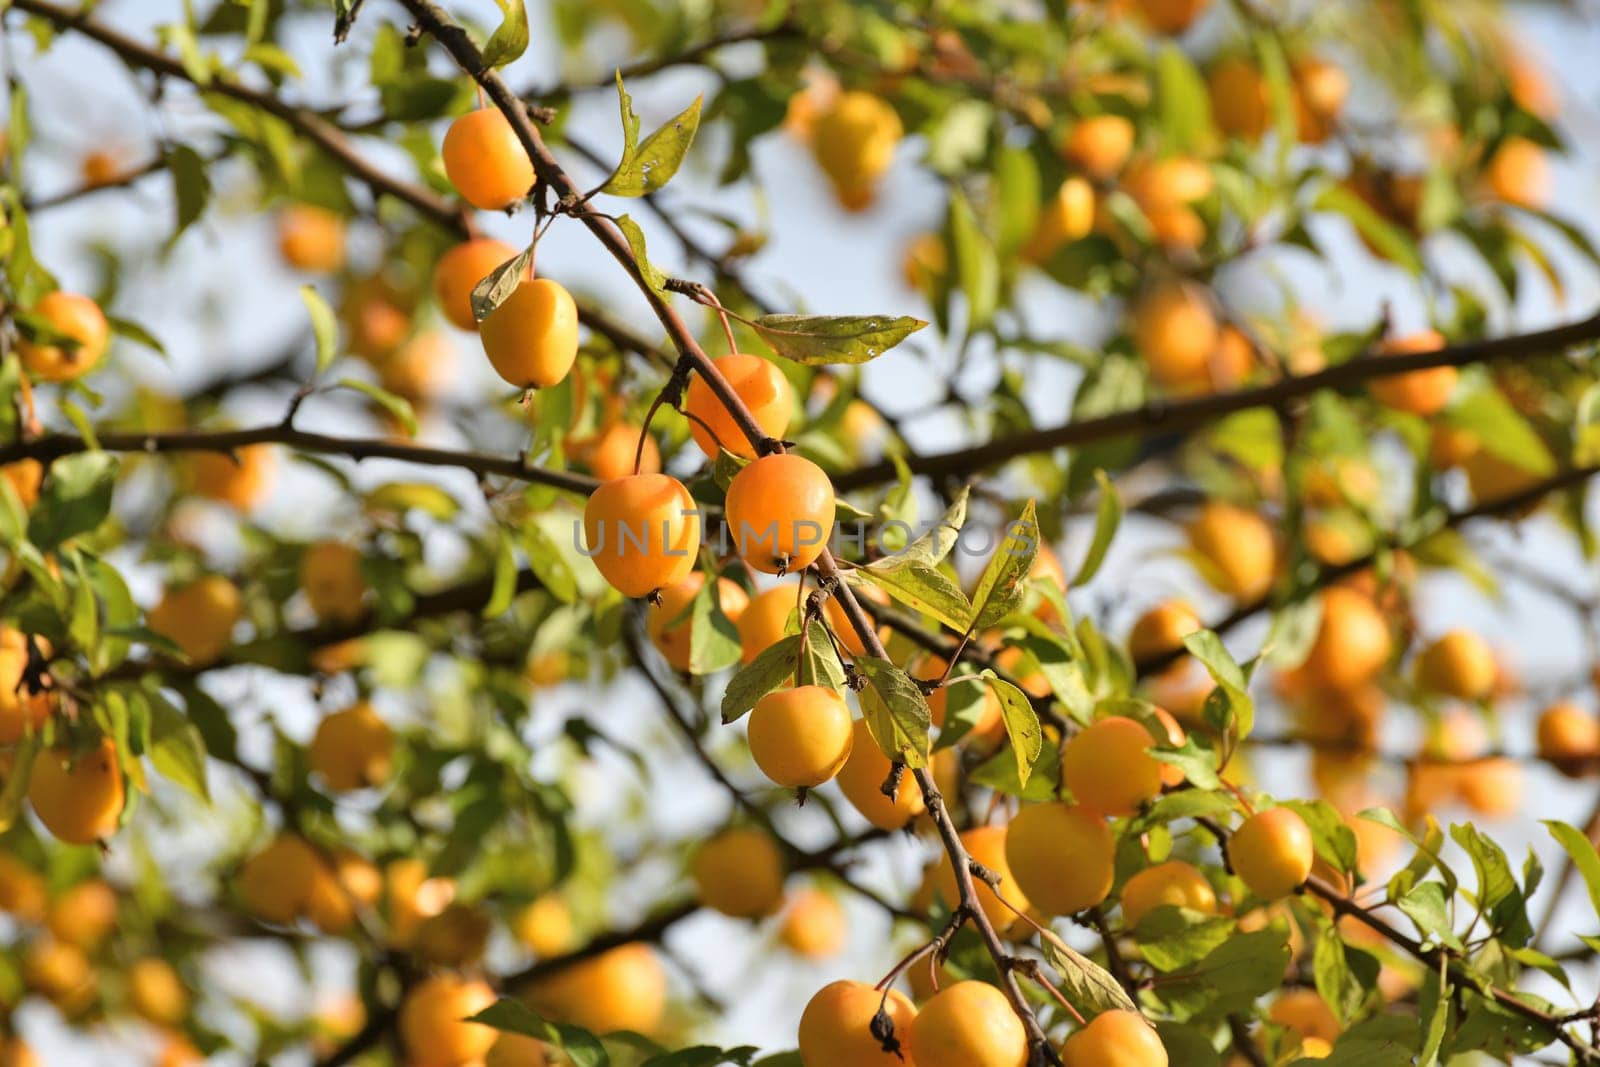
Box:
[276,205,345,272]
[385,857,455,946]
[1229,807,1314,900]
[932,825,1029,930]
[479,278,579,390]
[23,936,93,1012]
[647,573,750,672]
[749,685,855,788]
[570,421,658,482]
[1482,135,1550,209]
[30,738,124,844]
[1368,330,1454,416]
[377,330,452,402]
[414,902,492,967]
[1151,708,1187,788]
[1459,756,1522,816]
[1537,702,1600,768]
[1134,283,1218,388]
[46,880,117,949]
[1,459,42,510]
[442,107,536,211]
[434,238,520,331]
[780,889,848,958]
[488,1032,551,1067]
[798,980,916,1067]
[187,444,274,510]
[240,835,323,925]
[1293,57,1349,143]
[1024,177,1095,262]
[0,1037,39,1067]
[1188,503,1276,601]
[1063,115,1135,180]
[836,718,926,829]
[1133,0,1210,34]
[300,541,368,624]
[1061,1009,1169,1067]
[399,974,498,1067]
[725,454,836,574]
[684,353,793,460]
[1208,56,1268,141]
[1124,156,1213,251]
[693,827,785,918]
[737,584,801,663]
[342,275,412,360]
[128,957,188,1025]
[148,575,242,665]
[1414,629,1496,701]
[1004,803,1114,917]
[0,854,46,922]
[1121,860,1217,927]
[583,473,701,597]
[17,291,109,382]
[512,896,574,957]
[1269,990,1339,1043]
[0,629,51,743]
[909,980,1027,1067]
[1062,717,1165,816]
[309,702,395,792]
[1301,587,1391,690]
[903,231,948,290]
[812,91,903,211]
[527,942,667,1034]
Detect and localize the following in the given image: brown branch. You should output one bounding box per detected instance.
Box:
[0,423,599,494]
[397,1,1058,1055]
[833,310,1600,492]
[533,22,800,99]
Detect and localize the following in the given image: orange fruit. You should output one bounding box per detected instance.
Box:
[276,205,345,272]
[1062,717,1164,816]
[1127,600,1202,667]
[1005,803,1115,917]
[1121,859,1216,926]
[737,584,802,663]
[308,701,394,792]
[442,107,536,211]
[692,827,786,918]
[749,685,855,788]
[1208,56,1268,141]
[1368,330,1455,416]
[1063,115,1135,180]
[1414,629,1496,701]
[1293,57,1349,143]
[909,980,1027,1067]
[1188,503,1276,600]
[1301,587,1391,690]
[684,353,793,460]
[647,573,750,672]
[1024,177,1095,262]
[725,454,836,574]
[17,292,109,382]
[571,421,659,481]
[128,957,188,1025]
[780,889,848,958]
[377,330,453,401]
[1134,283,1218,387]
[187,444,274,511]
[434,238,521,331]
[812,92,902,210]
[30,738,124,844]
[399,974,498,1066]
[583,473,701,597]
[148,575,241,665]
[1133,0,1210,34]
[932,825,1029,930]
[527,942,667,1035]
[0,629,51,743]
[1482,135,1550,209]
[299,541,368,624]
[46,879,117,949]
[1,459,43,509]
[798,980,917,1067]
[512,896,575,957]
[836,718,926,830]
[1229,807,1314,899]
[1537,701,1600,767]
[1061,1009,1169,1066]
[479,278,579,390]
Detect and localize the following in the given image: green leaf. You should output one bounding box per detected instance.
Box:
[301,284,340,375]
[720,634,799,723]
[1314,184,1423,274]
[970,499,1040,630]
[480,0,530,68]
[335,378,417,435]
[1038,927,1139,1018]
[1282,798,1360,877]
[105,315,167,359]
[484,528,518,618]
[145,691,210,802]
[1159,929,1291,1022]
[1545,820,1600,931]
[1155,45,1217,156]
[855,656,932,769]
[615,215,668,295]
[749,314,927,366]
[602,91,703,197]
[168,143,211,240]
[1449,822,1530,946]
[687,575,744,675]
[521,519,578,605]
[1443,384,1556,477]
[470,1000,607,1067]
[28,452,117,550]
[1072,470,1121,585]
[470,244,535,324]
[857,560,972,633]
[948,189,998,329]
[1394,882,1461,951]
[983,673,1041,789]
[1134,909,1235,972]
[1182,629,1254,740]
[970,735,1059,801]
[1575,383,1600,466]
[799,619,846,692]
